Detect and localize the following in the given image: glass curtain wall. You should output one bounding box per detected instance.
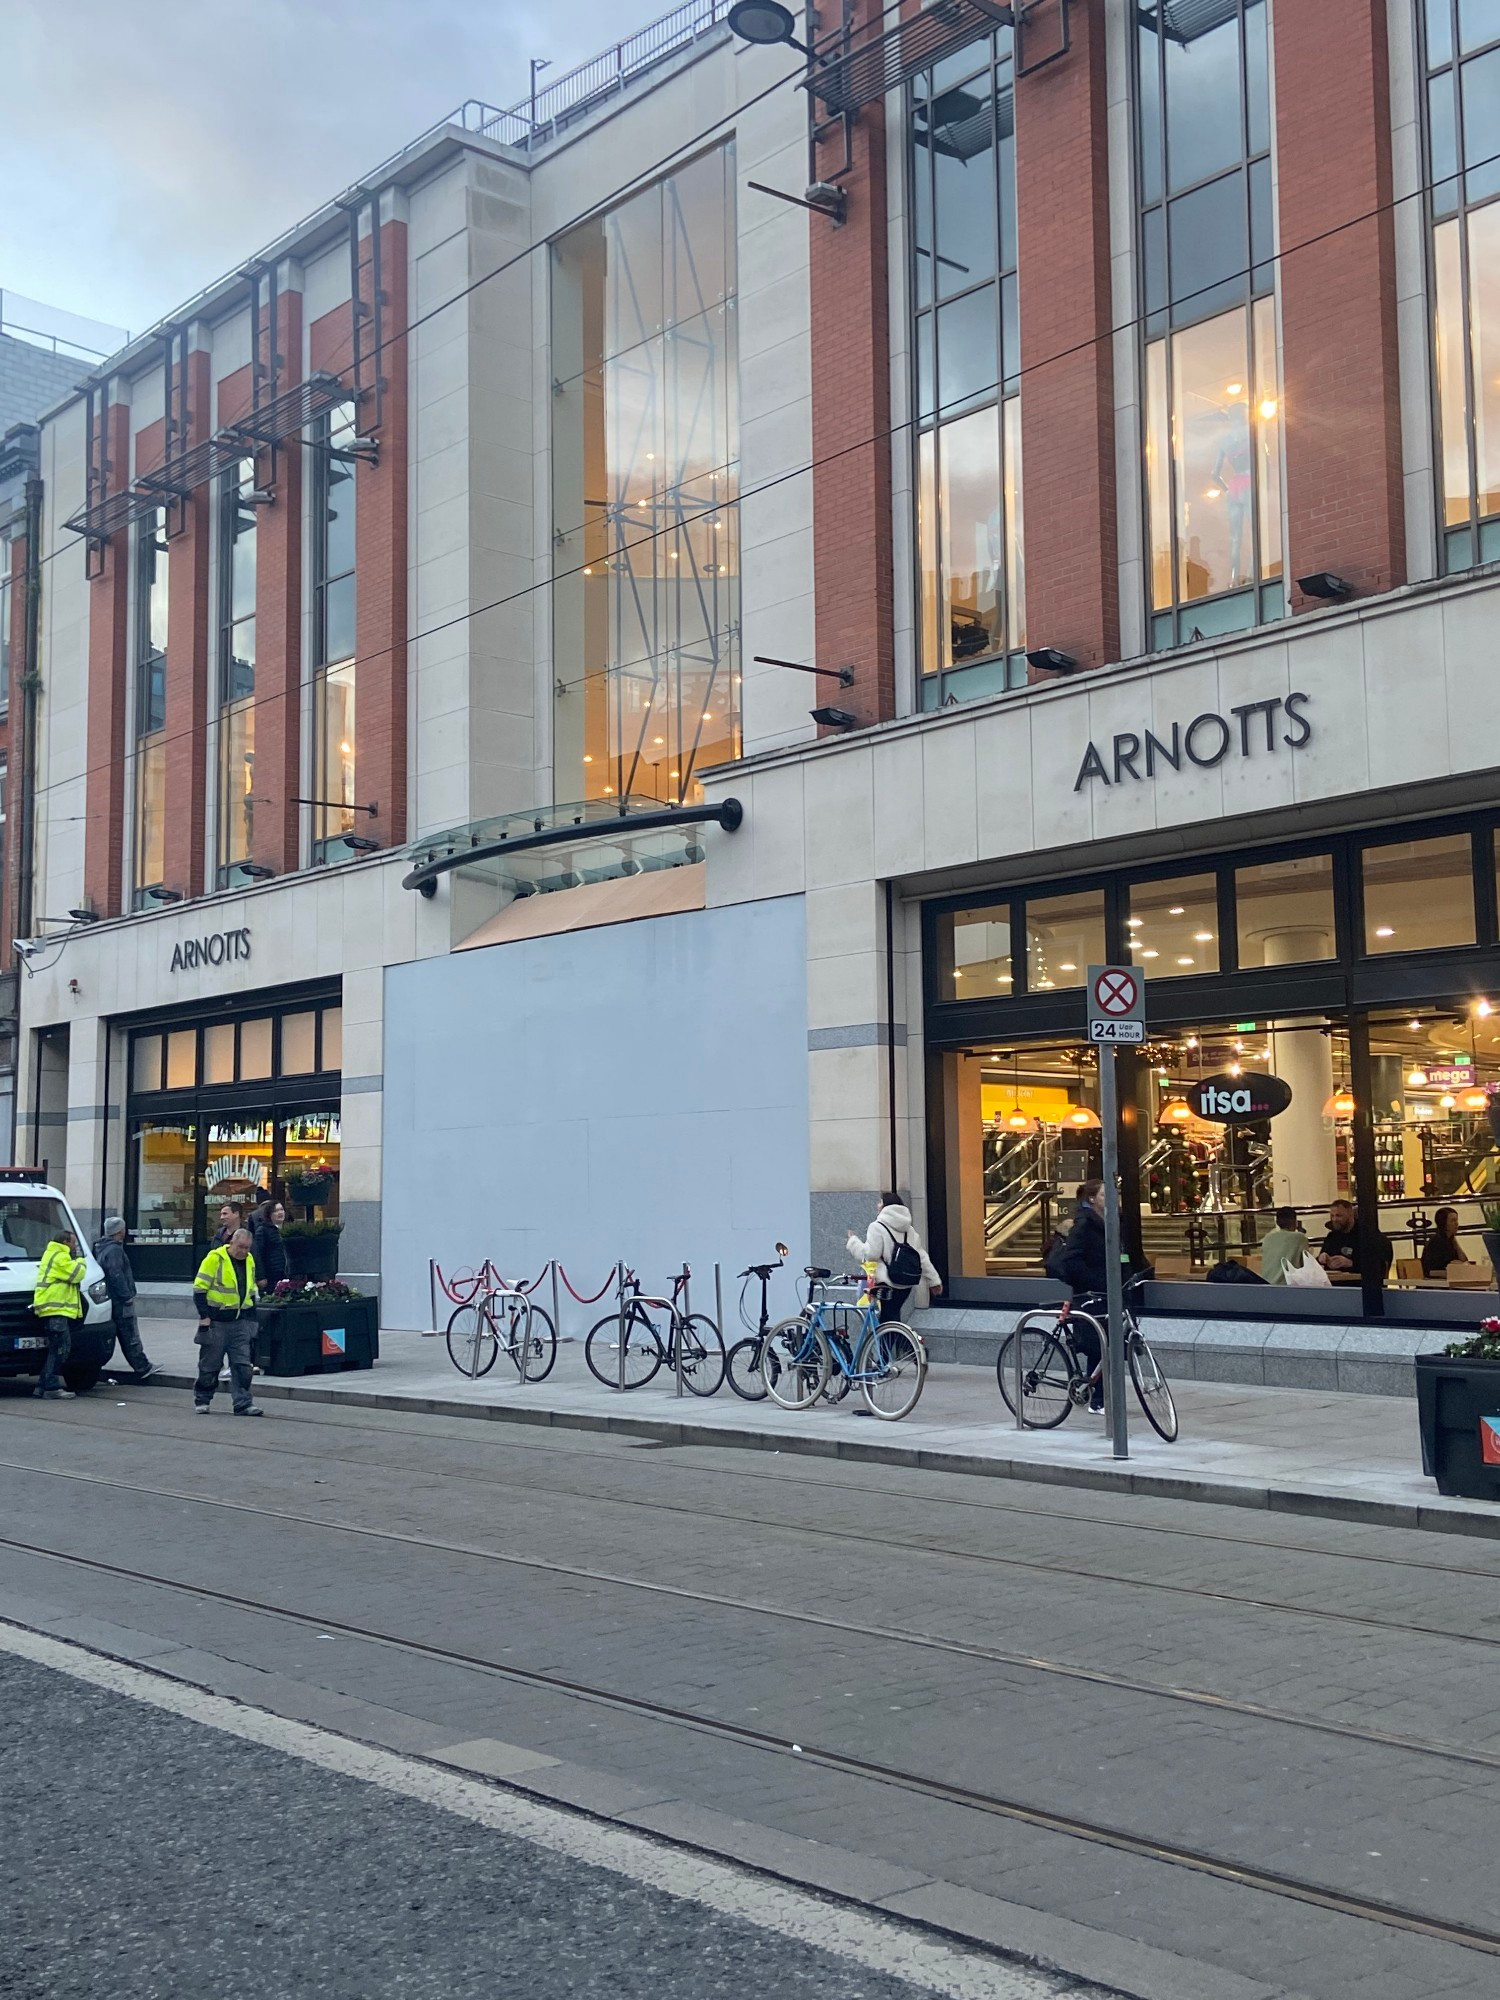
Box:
[1137,0,1283,648]
[1425,0,1500,567]
[911,28,1024,707]
[311,402,358,858]
[132,506,169,906]
[216,457,257,884]
[551,143,740,807]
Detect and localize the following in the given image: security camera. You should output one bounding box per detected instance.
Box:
[12,939,37,960]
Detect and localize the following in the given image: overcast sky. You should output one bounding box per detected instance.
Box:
[3,0,654,339]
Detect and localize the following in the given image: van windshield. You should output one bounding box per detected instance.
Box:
[0,1197,76,1262]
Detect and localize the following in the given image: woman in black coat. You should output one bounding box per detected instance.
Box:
[251,1200,290,1289]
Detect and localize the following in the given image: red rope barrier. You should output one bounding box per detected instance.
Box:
[556,1263,616,1304]
[434,1263,485,1307]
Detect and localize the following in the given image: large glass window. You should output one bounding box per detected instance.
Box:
[132,507,169,906]
[551,144,739,805]
[1426,1,1500,566]
[1235,853,1337,966]
[940,903,1013,997]
[1138,1,1283,649]
[1127,873,1220,976]
[1362,832,1477,953]
[312,403,358,859]
[1024,890,1105,991]
[912,31,1024,707]
[217,458,258,885]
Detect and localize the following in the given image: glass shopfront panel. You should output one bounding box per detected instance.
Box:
[1235,854,1337,966]
[1126,873,1220,977]
[1024,890,1104,991]
[131,1120,197,1251]
[939,904,1012,998]
[1362,833,1476,954]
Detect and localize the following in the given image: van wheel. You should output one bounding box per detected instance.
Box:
[61,1362,102,1394]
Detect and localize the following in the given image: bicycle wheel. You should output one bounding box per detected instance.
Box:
[446,1302,498,1379]
[859,1322,927,1421]
[673,1313,726,1397]
[995,1318,1076,1429]
[491,1294,533,1381]
[761,1317,828,1410]
[515,1299,557,1384]
[1128,1327,1179,1442]
[585,1307,663,1389]
[725,1336,769,1402]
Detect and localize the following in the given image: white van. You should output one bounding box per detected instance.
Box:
[0,1170,118,1392]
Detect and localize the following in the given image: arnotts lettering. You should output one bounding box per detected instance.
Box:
[170,929,252,973]
[1074,692,1312,791]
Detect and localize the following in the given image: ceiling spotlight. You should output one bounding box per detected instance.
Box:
[1026,646,1078,675]
[1297,570,1353,602]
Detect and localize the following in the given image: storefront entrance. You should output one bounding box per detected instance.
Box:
[925,812,1500,1316]
[124,983,342,1280]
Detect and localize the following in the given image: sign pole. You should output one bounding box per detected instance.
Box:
[1087,964,1145,1464]
[1099,1046,1128,1460]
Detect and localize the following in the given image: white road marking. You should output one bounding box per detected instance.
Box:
[0,1617,1092,1999]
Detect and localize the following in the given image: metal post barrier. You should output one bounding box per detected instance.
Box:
[714,1264,723,1347]
[429,1260,439,1337]
[675,1266,689,1398]
[550,1258,560,1353]
[1014,1315,1025,1431]
[616,1261,627,1393]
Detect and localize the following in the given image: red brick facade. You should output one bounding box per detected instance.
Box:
[810,0,895,725]
[1275,0,1406,606]
[1014,0,1118,674]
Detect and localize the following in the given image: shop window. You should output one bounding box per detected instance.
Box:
[940,905,1013,997]
[130,1120,196,1247]
[1138,2,1283,649]
[239,1016,273,1080]
[1234,854,1337,966]
[319,1006,343,1071]
[1426,1,1500,567]
[1127,873,1219,977]
[203,1022,236,1085]
[203,1119,274,1238]
[551,144,740,805]
[165,1029,196,1090]
[280,1010,316,1076]
[1362,832,1476,953]
[1024,890,1104,991]
[911,32,1025,709]
[280,1111,341,1222]
[132,1034,163,1093]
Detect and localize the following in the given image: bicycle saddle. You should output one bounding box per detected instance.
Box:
[804,1265,832,1279]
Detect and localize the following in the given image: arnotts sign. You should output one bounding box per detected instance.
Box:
[1188,1071,1293,1122]
[1074,692,1312,790]
[170,928,251,973]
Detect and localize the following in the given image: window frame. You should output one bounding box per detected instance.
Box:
[215,457,259,886]
[310,402,359,863]
[131,506,169,908]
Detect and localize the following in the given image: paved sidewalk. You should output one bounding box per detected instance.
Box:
[119,1315,1499,1539]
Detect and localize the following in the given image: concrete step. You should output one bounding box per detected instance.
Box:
[133,1283,199,1321]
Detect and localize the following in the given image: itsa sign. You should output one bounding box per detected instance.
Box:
[1188,1071,1293,1122]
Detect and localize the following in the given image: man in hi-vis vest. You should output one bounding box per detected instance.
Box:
[192,1229,261,1416]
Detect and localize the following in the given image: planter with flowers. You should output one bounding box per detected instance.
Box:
[283,1217,343,1280]
[1415,1318,1500,1500]
[255,1275,378,1377]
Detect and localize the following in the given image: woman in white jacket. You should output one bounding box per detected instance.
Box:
[847,1194,942,1323]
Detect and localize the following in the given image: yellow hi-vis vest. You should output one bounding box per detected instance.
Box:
[194,1245,258,1313]
[33,1240,85,1319]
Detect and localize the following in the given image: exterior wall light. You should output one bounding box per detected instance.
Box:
[810,704,857,729]
[1026,647,1077,674]
[239,863,276,880]
[727,0,811,52]
[1296,571,1353,601]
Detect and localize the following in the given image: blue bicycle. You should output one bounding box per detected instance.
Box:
[760,1271,927,1421]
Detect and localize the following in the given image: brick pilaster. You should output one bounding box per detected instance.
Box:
[1275,0,1405,605]
[356,218,409,846]
[83,401,131,916]
[810,0,895,723]
[252,290,305,872]
[1015,0,1118,672]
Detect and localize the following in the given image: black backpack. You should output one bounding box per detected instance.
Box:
[1043,1230,1072,1283]
[884,1225,924,1288]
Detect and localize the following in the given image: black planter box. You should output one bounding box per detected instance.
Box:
[284,1232,341,1280]
[255,1296,378,1377]
[1415,1352,1500,1500]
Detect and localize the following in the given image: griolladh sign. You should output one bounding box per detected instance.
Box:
[170,928,251,973]
[1074,692,1312,790]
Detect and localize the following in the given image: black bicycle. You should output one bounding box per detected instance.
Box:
[584,1266,725,1396]
[995,1273,1178,1441]
[725,1246,790,1401]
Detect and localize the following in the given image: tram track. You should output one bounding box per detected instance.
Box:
[1,1544,1497,1967]
[2,1427,1495,1657]
[0,1458,1498,1777]
[12,1389,1495,1582]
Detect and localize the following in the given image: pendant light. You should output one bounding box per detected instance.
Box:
[1322,1086,1356,1119]
[1004,1052,1031,1130]
[1157,1097,1194,1126]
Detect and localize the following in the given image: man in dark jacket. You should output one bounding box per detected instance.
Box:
[92,1217,161,1384]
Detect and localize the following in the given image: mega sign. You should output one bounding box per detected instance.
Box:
[170,928,252,973]
[1074,693,1311,791]
[1188,1071,1293,1122]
